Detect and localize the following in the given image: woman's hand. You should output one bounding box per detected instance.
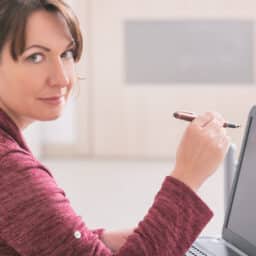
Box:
[171,112,230,191]
[101,228,134,253]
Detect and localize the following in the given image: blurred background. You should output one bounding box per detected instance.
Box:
[24,0,256,236]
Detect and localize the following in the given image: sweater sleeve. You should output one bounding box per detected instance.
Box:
[0,150,212,256]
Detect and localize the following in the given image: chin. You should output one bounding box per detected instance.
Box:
[38,111,63,121]
[47,115,61,121]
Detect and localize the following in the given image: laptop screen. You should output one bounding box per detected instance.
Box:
[227,116,256,246]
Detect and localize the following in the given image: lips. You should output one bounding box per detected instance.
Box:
[39,95,64,100]
[38,95,65,105]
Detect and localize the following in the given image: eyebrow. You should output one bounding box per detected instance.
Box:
[23,40,75,53]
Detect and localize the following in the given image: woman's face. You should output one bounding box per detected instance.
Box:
[0,10,77,129]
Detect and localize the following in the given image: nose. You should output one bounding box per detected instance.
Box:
[48,58,70,87]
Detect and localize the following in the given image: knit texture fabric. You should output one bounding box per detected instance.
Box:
[0,109,213,255]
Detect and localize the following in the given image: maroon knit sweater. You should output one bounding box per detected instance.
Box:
[0,109,213,255]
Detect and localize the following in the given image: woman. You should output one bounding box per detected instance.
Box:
[0,0,230,255]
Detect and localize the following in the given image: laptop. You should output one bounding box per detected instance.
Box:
[185,105,256,256]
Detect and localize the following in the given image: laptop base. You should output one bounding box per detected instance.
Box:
[186,237,247,256]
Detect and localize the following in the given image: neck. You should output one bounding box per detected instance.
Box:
[0,103,33,130]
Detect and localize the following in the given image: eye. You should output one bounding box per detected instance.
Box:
[61,49,75,60]
[26,53,44,64]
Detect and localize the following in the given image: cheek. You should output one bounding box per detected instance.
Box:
[19,66,49,93]
[18,75,39,94]
[0,62,43,100]
[0,65,17,85]
[14,72,44,100]
[0,70,24,96]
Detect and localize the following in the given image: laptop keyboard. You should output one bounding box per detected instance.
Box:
[185,245,209,256]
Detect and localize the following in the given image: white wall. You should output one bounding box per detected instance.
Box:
[44,158,225,237]
[25,0,255,159]
[42,101,77,145]
[23,122,42,158]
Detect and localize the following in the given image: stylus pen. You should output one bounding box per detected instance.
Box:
[173,111,241,128]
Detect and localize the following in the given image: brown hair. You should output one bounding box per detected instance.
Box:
[0,0,83,62]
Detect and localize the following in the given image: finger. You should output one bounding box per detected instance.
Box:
[192,112,215,128]
[206,112,225,127]
[210,111,225,123]
[203,117,227,136]
[218,135,231,152]
[209,132,230,152]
